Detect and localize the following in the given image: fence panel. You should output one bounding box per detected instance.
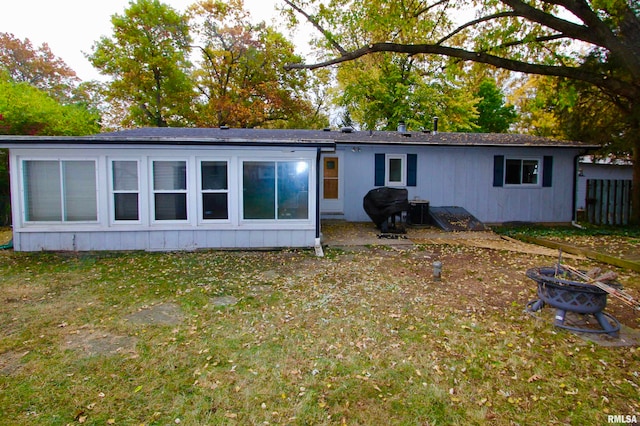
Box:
[0,195,10,226]
[586,179,632,225]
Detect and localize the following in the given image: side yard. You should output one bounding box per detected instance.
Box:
[0,227,638,425]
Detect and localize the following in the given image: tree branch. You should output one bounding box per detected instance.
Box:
[413,0,450,18]
[495,33,568,50]
[284,42,638,99]
[437,11,519,45]
[282,0,347,55]
[500,0,640,78]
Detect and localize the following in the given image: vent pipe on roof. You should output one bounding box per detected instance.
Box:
[433,117,438,135]
[341,126,354,133]
[397,121,407,133]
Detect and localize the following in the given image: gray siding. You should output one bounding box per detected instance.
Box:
[338,144,581,224]
[14,229,315,252]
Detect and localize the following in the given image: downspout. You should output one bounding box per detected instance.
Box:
[315,147,324,257]
[572,153,585,229]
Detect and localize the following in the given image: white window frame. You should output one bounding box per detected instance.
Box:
[150,158,189,224]
[385,154,407,187]
[197,158,231,224]
[240,158,312,224]
[504,157,541,187]
[109,159,141,224]
[21,158,99,224]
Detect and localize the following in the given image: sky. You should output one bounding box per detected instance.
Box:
[0,0,303,81]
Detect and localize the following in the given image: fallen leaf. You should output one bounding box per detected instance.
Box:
[527,374,542,383]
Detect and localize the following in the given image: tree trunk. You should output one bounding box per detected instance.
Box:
[632,139,640,226]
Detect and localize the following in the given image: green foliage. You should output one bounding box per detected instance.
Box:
[0,72,100,136]
[335,54,479,132]
[316,0,477,131]
[494,223,640,239]
[88,0,195,127]
[508,75,568,138]
[0,32,79,103]
[472,78,517,133]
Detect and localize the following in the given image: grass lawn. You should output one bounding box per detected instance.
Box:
[0,234,639,425]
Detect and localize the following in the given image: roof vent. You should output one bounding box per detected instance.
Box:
[341,126,354,133]
[323,127,331,132]
[220,125,230,130]
[397,121,407,133]
[432,117,438,135]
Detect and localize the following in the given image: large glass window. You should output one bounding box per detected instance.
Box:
[278,161,309,219]
[243,160,309,220]
[201,161,228,220]
[505,159,539,185]
[153,160,187,221]
[112,161,139,221]
[23,160,97,222]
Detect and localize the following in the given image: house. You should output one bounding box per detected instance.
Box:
[0,127,598,252]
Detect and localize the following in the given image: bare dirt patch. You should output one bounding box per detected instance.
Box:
[124,302,185,326]
[0,350,29,375]
[210,295,239,306]
[62,328,137,357]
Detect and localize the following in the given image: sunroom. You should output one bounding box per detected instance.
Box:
[3,129,334,251]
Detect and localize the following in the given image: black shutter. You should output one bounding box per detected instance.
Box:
[375,153,385,186]
[542,156,553,187]
[493,155,504,187]
[407,154,417,187]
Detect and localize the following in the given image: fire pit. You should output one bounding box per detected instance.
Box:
[526,266,620,336]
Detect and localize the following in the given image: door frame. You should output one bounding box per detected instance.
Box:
[320,152,344,214]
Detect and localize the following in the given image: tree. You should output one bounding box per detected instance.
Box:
[0,72,100,136]
[332,51,479,131]
[0,32,79,102]
[507,73,586,140]
[0,71,101,210]
[473,78,516,133]
[188,0,326,128]
[88,0,195,127]
[283,0,640,224]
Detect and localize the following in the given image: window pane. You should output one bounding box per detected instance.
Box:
[202,161,227,190]
[389,158,403,182]
[155,194,187,220]
[522,160,539,184]
[24,160,62,221]
[63,161,97,221]
[153,161,186,190]
[203,193,228,220]
[113,161,138,191]
[115,193,139,221]
[243,162,275,219]
[278,161,309,219]
[505,159,521,185]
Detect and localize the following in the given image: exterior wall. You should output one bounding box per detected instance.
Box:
[337,144,582,224]
[10,146,319,251]
[576,162,633,210]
